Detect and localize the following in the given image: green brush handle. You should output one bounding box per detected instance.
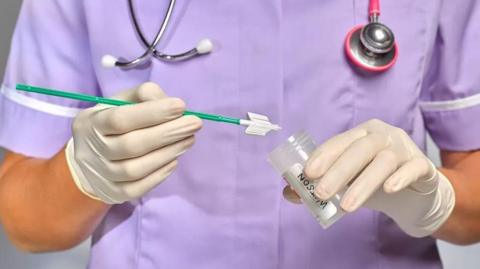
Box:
[16,84,241,125]
[183,111,239,124]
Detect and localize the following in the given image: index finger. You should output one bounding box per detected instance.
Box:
[93,97,186,135]
[304,127,367,179]
[111,82,168,102]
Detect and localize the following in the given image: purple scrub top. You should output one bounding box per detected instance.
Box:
[2,1,480,268]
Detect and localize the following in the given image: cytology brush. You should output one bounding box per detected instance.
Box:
[16,84,281,136]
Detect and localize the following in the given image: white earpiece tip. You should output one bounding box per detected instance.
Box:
[196,38,213,54]
[101,54,118,68]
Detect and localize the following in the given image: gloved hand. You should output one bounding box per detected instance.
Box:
[286,119,455,237]
[65,82,202,204]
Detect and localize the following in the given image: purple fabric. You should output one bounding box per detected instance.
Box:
[1,0,480,268]
[422,105,480,151]
[0,96,74,157]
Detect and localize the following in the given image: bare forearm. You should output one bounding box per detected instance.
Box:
[0,150,110,252]
[433,150,480,245]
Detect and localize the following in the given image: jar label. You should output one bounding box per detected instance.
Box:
[282,163,338,221]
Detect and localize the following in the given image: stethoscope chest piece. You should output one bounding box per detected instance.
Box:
[345,0,398,73]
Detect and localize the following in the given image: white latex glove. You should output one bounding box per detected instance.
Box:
[65,82,202,204]
[299,119,455,237]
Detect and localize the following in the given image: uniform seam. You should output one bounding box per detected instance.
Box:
[134,202,144,269]
[413,5,429,136]
[275,1,284,268]
[375,212,381,269]
[232,7,241,265]
[415,3,437,118]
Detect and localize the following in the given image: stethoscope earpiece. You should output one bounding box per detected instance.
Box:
[101,54,119,69]
[196,38,214,54]
[345,0,398,73]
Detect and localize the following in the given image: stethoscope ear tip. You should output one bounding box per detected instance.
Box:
[101,54,118,68]
[196,38,213,54]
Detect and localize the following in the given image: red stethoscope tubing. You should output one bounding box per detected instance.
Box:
[369,0,380,17]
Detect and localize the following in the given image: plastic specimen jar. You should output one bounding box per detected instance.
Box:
[268,132,345,228]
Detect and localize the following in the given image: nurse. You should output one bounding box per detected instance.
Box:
[1,1,480,268]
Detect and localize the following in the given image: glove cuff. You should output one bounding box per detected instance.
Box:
[418,171,455,235]
[401,170,455,237]
[65,138,102,202]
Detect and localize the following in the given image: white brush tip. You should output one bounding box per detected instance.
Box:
[243,123,282,136]
[270,124,282,131]
[101,54,118,68]
[196,38,213,54]
[245,126,267,136]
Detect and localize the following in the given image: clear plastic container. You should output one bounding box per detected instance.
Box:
[268,131,345,228]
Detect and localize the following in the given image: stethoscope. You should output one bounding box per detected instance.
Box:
[103,0,397,73]
[101,0,213,68]
[345,0,398,72]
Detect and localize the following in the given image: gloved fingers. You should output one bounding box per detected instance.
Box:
[102,115,202,160]
[110,82,167,102]
[339,150,398,212]
[107,136,195,182]
[383,157,433,193]
[304,127,367,179]
[283,186,302,204]
[314,133,389,200]
[120,160,178,199]
[80,159,179,204]
[358,118,393,133]
[93,97,186,135]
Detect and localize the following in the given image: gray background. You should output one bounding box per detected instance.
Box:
[0,1,478,268]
